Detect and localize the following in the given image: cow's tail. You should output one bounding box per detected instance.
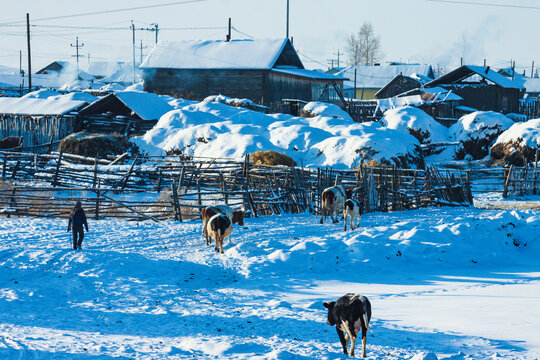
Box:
[362,298,371,332]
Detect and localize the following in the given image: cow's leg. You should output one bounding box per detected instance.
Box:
[344,213,348,230]
[336,328,348,355]
[361,329,367,358]
[320,207,325,224]
[332,210,338,223]
[351,217,356,231]
[342,322,356,357]
[219,236,224,254]
[349,333,357,357]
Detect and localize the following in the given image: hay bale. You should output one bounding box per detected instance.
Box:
[59,132,137,157]
[490,118,540,166]
[449,111,514,160]
[251,151,297,166]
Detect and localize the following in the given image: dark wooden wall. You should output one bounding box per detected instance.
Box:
[0,115,79,147]
[445,84,521,114]
[142,68,266,103]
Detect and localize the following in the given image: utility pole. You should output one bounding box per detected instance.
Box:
[26,13,32,91]
[354,68,357,100]
[327,59,334,69]
[531,61,535,78]
[70,37,84,80]
[19,50,22,75]
[334,49,343,68]
[153,23,159,43]
[286,0,289,39]
[226,17,231,41]
[131,20,136,84]
[140,40,148,64]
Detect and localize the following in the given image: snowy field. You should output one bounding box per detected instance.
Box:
[0,206,539,359]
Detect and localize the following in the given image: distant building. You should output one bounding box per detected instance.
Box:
[336,63,435,100]
[36,61,94,81]
[140,38,345,110]
[425,65,524,114]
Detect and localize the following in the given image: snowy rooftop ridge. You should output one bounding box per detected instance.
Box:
[0,97,87,115]
[140,38,299,70]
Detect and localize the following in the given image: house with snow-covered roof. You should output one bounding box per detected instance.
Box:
[139,38,345,110]
[0,96,88,149]
[335,63,435,100]
[425,65,524,114]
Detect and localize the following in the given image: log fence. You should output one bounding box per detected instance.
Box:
[1,150,537,222]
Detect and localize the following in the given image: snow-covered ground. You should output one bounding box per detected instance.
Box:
[1,206,539,359]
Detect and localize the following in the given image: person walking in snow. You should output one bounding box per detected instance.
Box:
[68,201,89,250]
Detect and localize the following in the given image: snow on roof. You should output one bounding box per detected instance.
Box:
[377,95,424,112]
[22,89,61,99]
[140,39,294,70]
[101,63,139,83]
[0,96,86,115]
[337,64,435,89]
[271,68,346,80]
[426,66,523,89]
[114,91,174,121]
[0,65,18,74]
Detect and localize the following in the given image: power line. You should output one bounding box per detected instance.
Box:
[0,0,207,25]
[231,26,254,39]
[425,0,540,10]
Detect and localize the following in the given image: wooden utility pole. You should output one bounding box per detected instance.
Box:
[26,13,32,91]
[131,20,136,84]
[286,0,289,39]
[532,61,535,78]
[226,18,231,41]
[70,37,84,80]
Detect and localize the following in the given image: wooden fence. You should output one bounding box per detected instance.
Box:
[0,152,473,221]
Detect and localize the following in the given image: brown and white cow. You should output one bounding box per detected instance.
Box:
[206,213,233,254]
[201,205,244,245]
[324,293,372,358]
[320,185,352,224]
[343,199,361,231]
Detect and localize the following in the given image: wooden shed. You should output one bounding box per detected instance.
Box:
[140,38,345,111]
[424,65,524,114]
[375,74,423,99]
[0,97,87,150]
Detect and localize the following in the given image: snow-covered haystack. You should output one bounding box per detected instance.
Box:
[203,94,267,112]
[380,106,448,148]
[60,132,135,157]
[300,101,353,121]
[304,122,424,169]
[491,118,540,166]
[136,100,424,168]
[449,111,514,160]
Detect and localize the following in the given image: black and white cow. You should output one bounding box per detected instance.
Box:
[206,213,233,254]
[320,185,352,224]
[324,293,372,358]
[343,199,361,231]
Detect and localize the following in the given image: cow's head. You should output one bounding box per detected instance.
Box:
[323,301,337,326]
[232,210,244,226]
[344,188,353,200]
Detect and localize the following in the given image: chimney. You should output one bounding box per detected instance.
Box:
[226,18,231,41]
[485,66,490,74]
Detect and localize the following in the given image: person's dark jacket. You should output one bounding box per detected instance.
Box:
[68,205,88,231]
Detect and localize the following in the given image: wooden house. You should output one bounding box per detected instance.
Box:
[78,91,174,134]
[140,39,345,110]
[424,65,524,114]
[375,74,424,99]
[336,63,435,100]
[0,97,87,150]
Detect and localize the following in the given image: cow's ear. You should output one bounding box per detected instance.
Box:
[323,301,335,309]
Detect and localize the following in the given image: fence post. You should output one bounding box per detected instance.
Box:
[534,150,539,195]
[2,154,7,181]
[171,179,181,221]
[51,148,64,187]
[92,153,99,188]
[197,179,202,207]
[503,165,514,198]
[219,172,228,205]
[95,179,101,220]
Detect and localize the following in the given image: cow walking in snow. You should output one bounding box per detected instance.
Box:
[206,213,233,254]
[201,205,244,245]
[324,293,371,358]
[320,185,352,224]
[343,199,361,231]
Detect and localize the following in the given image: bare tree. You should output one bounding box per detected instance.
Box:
[345,22,382,66]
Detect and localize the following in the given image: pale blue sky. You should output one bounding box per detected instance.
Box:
[0,0,539,74]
